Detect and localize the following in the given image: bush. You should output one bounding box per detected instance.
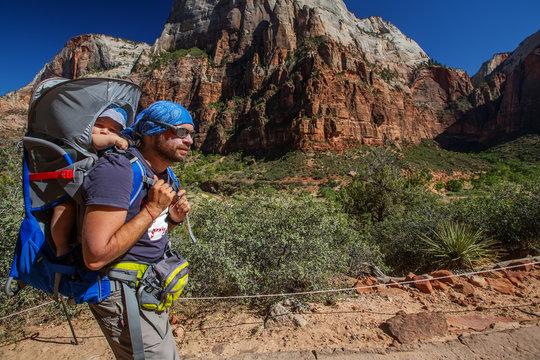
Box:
[0,141,23,279]
[450,181,540,255]
[338,148,418,222]
[420,221,499,270]
[445,179,462,192]
[172,195,382,299]
[368,192,448,274]
[147,47,209,70]
[434,182,445,191]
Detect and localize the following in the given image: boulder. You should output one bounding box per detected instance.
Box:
[508,260,534,272]
[265,300,309,328]
[404,273,417,282]
[455,282,476,296]
[506,270,527,281]
[429,270,456,285]
[386,279,403,289]
[468,275,488,289]
[412,275,433,294]
[385,312,448,344]
[431,279,449,291]
[486,278,516,295]
[354,277,377,293]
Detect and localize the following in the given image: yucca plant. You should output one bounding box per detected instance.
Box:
[421,221,500,270]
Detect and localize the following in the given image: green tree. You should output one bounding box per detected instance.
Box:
[338,148,416,222]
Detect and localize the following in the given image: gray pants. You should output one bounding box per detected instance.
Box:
[89,287,180,360]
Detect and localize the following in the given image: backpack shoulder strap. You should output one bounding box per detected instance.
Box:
[119,151,198,244]
[166,167,180,192]
[121,151,155,207]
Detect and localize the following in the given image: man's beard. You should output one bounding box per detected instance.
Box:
[154,133,187,163]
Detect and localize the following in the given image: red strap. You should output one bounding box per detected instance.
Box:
[29,170,74,181]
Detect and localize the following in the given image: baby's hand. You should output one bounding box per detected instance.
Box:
[115,136,129,150]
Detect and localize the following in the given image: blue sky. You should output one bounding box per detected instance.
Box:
[1,0,538,95]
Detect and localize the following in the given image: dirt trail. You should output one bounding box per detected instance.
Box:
[1,264,539,359]
[230,325,540,359]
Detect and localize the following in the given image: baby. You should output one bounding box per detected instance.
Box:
[51,107,129,257]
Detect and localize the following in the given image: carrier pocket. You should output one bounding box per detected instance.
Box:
[138,252,189,311]
[109,251,189,312]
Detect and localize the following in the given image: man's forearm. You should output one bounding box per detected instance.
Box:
[82,205,155,270]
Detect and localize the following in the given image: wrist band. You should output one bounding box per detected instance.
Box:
[165,214,183,226]
[144,204,156,221]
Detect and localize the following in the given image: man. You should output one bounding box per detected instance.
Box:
[82,101,194,359]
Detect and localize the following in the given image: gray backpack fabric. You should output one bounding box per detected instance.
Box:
[26,77,142,209]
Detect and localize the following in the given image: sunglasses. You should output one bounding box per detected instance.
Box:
[144,118,194,138]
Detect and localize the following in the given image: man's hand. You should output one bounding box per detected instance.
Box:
[168,189,191,223]
[146,175,176,217]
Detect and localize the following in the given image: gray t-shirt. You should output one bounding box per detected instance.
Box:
[83,147,174,264]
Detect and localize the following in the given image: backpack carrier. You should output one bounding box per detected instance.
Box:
[4,77,142,304]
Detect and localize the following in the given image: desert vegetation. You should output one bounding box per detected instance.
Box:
[0,133,539,332]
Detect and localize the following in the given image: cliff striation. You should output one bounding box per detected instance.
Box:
[134,0,458,152]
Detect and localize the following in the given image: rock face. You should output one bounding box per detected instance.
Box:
[471,53,509,86]
[1,0,538,153]
[136,0,454,152]
[156,0,427,68]
[40,34,151,80]
[0,34,150,131]
[437,29,540,149]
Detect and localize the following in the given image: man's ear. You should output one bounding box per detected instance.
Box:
[140,134,156,150]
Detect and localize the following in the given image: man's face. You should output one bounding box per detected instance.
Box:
[154,124,194,163]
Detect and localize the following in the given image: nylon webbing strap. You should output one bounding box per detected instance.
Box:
[185,215,197,244]
[108,270,138,283]
[142,176,156,186]
[29,170,74,181]
[121,282,145,360]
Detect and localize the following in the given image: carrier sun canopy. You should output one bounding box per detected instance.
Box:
[27,77,142,159]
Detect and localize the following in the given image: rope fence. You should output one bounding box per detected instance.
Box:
[0,300,54,321]
[0,259,538,321]
[181,260,540,300]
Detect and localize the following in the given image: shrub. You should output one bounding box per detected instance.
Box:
[445,179,462,192]
[420,221,499,270]
[318,186,337,202]
[451,181,540,255]
[368,192,448,274]
[338,148,418,222]
[0,141,23,279]
[147,47,209,70]
[172,195,382,299]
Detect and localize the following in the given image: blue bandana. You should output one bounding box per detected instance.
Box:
[122,101,194,141]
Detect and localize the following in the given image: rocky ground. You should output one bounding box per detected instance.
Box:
[0,258,539,359]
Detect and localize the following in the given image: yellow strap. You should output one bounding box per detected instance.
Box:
[109,262,150,283]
